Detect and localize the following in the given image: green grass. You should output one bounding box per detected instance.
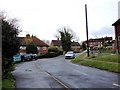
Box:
[79,60,120,73]
[71,52,86,63]
[71,52,120,73]
[2,73,15,88]
[93,54,120,63]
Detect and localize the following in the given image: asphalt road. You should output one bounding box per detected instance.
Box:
[12,53,119,89]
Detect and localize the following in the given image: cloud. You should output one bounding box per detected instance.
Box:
[90,26,114,38]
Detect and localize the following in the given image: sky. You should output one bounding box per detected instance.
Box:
[0,0,119,42]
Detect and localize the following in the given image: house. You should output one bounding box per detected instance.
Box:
[19,34,49,54]
[85,37,113,48]
[51,40,62,50]
[112,19,120,54]
[51,40,81,52]
[71,41,81,52]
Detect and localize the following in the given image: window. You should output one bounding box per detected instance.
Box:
[43,47,47,50]
[118,36,120,41]
[37,47,40,50]
[20,46,26,50]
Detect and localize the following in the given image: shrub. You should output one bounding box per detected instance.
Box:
[2,58,15,79]
[26,43,38,54]
[38,52,60,58]
[48,46,59,52]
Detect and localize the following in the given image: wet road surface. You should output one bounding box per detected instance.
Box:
[12,53,119,89]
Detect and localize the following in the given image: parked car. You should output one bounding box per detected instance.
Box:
[24,54,38,61]
[24,54,33,61]
[31,54,38,60]
[65,51,75,59]
[13,54,21,63]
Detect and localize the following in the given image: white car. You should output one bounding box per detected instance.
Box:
[65,51,75,59]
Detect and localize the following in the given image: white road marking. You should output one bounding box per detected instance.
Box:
[75,70,88,76]
[113,83,120,87]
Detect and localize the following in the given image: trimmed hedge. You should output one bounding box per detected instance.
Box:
[38,51,63,58]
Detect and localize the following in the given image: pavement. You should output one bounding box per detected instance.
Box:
[12,53,119,89]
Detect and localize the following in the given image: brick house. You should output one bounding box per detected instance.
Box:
[112,19,120,54]
[71,42,81,52]
[85,37,112,48]
[51,40,62,50]
[51,40,81,52]
[19,34,49,54]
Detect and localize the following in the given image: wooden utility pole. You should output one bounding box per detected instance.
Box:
[85,4,90,57]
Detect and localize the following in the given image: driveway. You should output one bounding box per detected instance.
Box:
[12,53,119,88]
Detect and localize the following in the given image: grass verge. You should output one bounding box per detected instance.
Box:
[2,73,15,88]
[71,52,86,63]
[79,60,120,73]
[71,53,120,73]
[92,54,120,63]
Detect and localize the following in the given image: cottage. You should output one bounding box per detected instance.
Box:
[19,34,49,54]
[71,42,81,52]
[51,40,62,50]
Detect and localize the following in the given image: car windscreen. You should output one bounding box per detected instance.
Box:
[67,52,73,54]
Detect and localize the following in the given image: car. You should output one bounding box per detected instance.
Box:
[24,54,33,61]
[65,51,75,59]
[13,54,21,63]
[30,54,38,60]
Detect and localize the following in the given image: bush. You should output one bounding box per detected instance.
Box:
[26,43,38,54]
[2,72,15,88]
[2,58,15,79]
[38,52,60,58]
[48,46,59,52]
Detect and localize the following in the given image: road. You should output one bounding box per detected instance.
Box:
[12,53,119,89]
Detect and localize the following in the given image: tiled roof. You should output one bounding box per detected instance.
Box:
[32,37,49,47]
[51,40,61,46]
[19,37,49,47]
[85,37,112,42]
[112,19,120,26]
[71,42,80,46]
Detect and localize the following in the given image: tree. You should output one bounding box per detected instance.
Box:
[82,42,86,50]
[58,26,73,52]
[26,43,38,54]
[1,12,20,76]
[103,42,109,47]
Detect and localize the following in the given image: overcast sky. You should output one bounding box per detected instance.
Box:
[0,0,119,42]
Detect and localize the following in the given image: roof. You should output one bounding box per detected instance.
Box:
[51,40,61,46]
[85,37,112,42]
[71,42,80,46]
[19,37,49,47]
[112,19,120,26]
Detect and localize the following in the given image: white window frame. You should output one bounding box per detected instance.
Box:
[20,46,26,50]
[37,47,40,50]
[42,47,47,50]
[118,36,120,41]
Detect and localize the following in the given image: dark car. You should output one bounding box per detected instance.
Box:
[24,54,33,61]
[31,54,37,60]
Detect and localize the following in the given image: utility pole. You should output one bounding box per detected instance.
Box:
[85,4,90,57]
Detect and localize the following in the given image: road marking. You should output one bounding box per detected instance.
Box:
[75,70,88,76]
[113,83,120,87]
